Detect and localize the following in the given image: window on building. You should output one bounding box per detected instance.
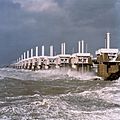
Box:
[61,59,64,61]
[83,59,86,62]
[79,59,82,62]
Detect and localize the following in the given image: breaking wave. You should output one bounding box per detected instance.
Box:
[0,68,100,81]
[1,90,120,120]
[0,67,120,119]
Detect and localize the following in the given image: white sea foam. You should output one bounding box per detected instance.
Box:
[0,67,101,81]
[0,75,5,80]
[1,92,120,120]
[1,68,120,119]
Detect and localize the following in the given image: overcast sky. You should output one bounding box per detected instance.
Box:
[0,0,120,66]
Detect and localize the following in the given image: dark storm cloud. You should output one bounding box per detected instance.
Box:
[63,0,117,28]
[0,0,119,66]
[0,0,19,9]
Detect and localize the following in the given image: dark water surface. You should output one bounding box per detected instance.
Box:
[0,68,120,120]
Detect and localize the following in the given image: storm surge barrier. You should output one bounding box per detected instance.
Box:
[10,33,120,80]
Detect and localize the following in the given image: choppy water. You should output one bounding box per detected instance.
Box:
[0,68,120,120]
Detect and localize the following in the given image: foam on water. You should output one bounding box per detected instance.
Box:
[1,91,120,120]
[0,76,5,80]
[0,68,120,119]
[0,68,100,81]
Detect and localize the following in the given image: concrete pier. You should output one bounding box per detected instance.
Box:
[96,33,120,80]
[57,43,71,68]
[71,40,93,72]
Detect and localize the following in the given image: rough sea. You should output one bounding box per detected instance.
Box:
[0,68,120,120]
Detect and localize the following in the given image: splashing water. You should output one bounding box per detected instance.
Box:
[0,68,100,81]
[0,68,120,120]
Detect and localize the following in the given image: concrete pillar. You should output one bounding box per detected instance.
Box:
[42,45,45,56]
[85,43,88,53]
[31,48,33,58]
[27,50,29,59]
[38,58,41,65]
[61,43,63,55]
[63,42,65,55]
[21,55,23,60]
[78,41,81,53]
[105,38,107,49]
[38,58,41,69]
[32,59,35,70]
[36,46,38,57]
[106,32,110,49]
[28,60,31,69]
[50,45,53,56]
[19,57,21,62]
[81,40,84,53]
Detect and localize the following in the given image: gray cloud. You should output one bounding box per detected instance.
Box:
[0,0,119,66]
[63,0,117,28]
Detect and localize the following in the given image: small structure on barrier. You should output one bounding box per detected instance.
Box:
[96,32,120,80]
[71,40,93,72]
